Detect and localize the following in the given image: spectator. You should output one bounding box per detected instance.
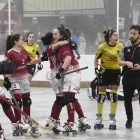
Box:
[70,29,80,48]
[119,31,127,44]
[78,32,86,55]
[94,32,104,54]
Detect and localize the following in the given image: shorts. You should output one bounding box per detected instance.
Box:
[10,79,30,94]
[27,65,36,75]
[63,71,81,94]
[0,87,4,95]
[98,69,121,86]
[50,78,63,95]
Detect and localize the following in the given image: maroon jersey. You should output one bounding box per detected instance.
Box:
[58,44,79,72]
[46,46,60,77]
[5,48,31,82]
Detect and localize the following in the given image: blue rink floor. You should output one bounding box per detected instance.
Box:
[0,87,140,140]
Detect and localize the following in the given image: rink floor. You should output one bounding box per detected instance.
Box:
[0,87,140,140]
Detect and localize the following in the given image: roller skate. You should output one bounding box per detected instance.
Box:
[24,119,39,133]
[62,122,77,136]
[0,129,5,140]
[52,119,62,134]
[11,121,30,136]
[45,117,53,127]
[77,117,91,132]
[87,88,94,100]
[109,114,116,130]
[94,114,104,129]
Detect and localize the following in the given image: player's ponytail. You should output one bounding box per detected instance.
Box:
[6,34,21,53]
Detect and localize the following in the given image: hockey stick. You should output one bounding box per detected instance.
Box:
[29,69,39,82]
[46,66,88,80]
[0,95,55,131]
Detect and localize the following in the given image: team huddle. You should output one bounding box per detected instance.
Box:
[0,24,140,139]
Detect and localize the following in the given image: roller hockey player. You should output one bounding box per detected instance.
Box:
[77,117,91,132]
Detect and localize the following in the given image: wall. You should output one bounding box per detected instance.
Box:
[0,55,96,87]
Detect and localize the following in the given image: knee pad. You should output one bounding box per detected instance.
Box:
[1,98,11,109]
[97,94,106,103]
[12,99,22,108]
[22,98,32,107]
[110,93,118,103]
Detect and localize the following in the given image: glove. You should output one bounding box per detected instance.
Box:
[41,51,48,61]
[95,68,101,76]
[56,67,64,79]
[37,63,43,70]
[3,77,11,91]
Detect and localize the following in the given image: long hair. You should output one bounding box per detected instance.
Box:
[57,27,81,59]
[41,32,53,46]
[6,34,21,53]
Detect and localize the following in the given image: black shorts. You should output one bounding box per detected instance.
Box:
[27,65,36,75]
[98,69,121,86]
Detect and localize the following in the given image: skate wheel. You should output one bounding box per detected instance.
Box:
[54,130,59,134]
[62,131,69,136]
[94,125,98,129]
[109,125,116,130]
[101,124,104,128]
[88,125,91,129]
[31,128,36,133]
[78,128,82,132]
[72,130,77,136]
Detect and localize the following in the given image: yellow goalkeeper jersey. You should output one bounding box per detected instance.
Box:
[95,42,122,70]
[23,42,41,65]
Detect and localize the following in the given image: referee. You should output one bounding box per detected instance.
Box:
[119,25,140,129]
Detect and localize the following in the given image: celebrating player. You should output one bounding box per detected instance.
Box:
[3,34,48,134]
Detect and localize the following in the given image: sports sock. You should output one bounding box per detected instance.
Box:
[53,105,62,120]
[97,92,106,114]
[67,102,75,122]
[110,90,118,114]
[74,100,84,118]
[0,96,16,123]
[13,94,22,121]
[22,93,30,117]
[50,104,55,117]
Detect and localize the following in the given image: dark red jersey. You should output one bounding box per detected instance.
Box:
[5,48,31,82]
[46,46,60,77]
[58,44,79,72]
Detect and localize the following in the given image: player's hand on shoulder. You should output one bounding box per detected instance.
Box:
[37,63,43,70]
[3,77,11,91]
[56,67,64,79]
